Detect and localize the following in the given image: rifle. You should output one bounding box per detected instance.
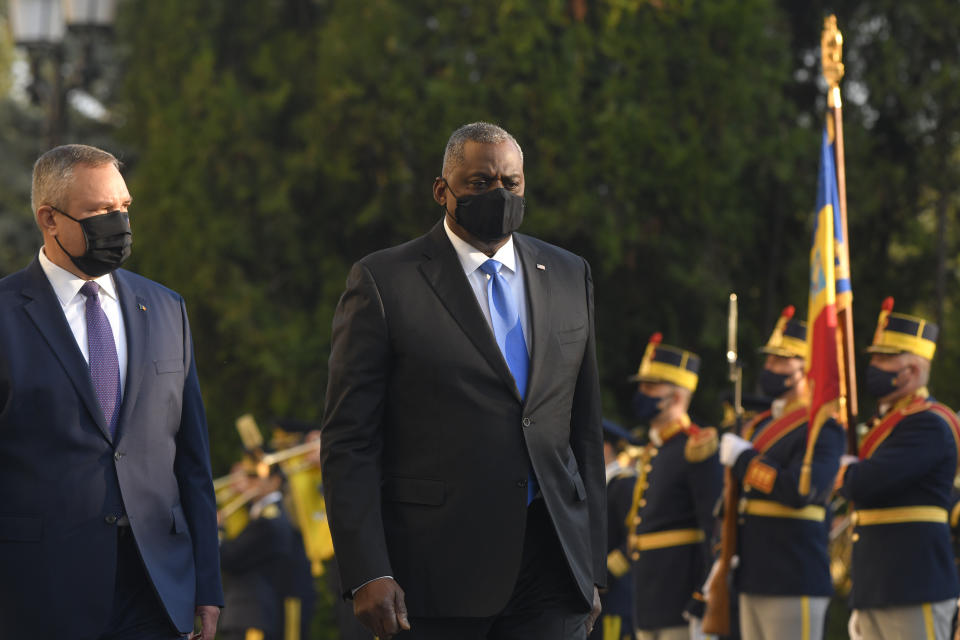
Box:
[702,293,741,635]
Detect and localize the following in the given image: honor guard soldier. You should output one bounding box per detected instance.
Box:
[718,306,843,640]
[841,298,960,640]
[591,419,640,640]
[627,334,722,640]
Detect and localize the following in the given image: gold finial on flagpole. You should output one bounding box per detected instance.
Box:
[822,15,844,108]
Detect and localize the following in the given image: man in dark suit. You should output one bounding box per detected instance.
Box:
[320,122,605,639]
[0,144,223,638]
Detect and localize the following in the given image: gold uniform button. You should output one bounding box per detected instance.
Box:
[639,499,647,507]
[643,464,653,473]
[852,533,860,542]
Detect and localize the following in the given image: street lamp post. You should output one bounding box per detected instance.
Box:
[8,0,117,147]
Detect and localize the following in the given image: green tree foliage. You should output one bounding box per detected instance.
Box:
[116,0,825,464]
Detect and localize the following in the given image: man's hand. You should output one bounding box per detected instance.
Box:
[354,577,411,639]
[190,605,220,639]
[719,433,752,467]
[585,586,601,635]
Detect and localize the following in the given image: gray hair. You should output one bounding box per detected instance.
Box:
[441,122,523,176]
[31,144,121,212]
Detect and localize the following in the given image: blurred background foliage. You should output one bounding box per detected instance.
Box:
[3,2,960,634]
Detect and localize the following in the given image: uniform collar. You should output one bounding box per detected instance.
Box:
[771,396,807,419]
[650,413,690,447]
[879,386,929,417]
[249,490,283,519]
[38,246,119,306]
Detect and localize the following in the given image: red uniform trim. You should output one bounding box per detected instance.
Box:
[752,406,809,454]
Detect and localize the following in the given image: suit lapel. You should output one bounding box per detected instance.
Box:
[113,270,149,442]
[20,259,112,442]
[515,235,552,407]
[417,222,521,402]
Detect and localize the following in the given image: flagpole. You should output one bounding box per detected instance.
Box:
[822,15,859,454]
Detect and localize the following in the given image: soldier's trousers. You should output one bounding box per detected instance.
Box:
[738,593,828,640]
[852,599,956,640]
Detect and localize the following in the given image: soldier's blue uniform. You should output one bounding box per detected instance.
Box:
[841,390,960,608]
[719,306,842,640]
[733,403,843,598]
[627,335,722,639]
[840,298,960,640]
[220,492,316,640]
[630,419,722,632]
[592,419,639,640]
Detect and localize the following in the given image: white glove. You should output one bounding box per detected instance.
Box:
[848,610,861,640]
[841,454,859,467]
[720,433,752,466]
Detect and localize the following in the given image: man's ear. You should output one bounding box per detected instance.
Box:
[36,206,58,234]
[433,177,447,206]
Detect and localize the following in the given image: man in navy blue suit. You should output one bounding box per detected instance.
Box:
[0,144,223,638]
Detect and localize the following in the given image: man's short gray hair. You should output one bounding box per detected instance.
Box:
[441,122,523,176]
[31,144,120,212]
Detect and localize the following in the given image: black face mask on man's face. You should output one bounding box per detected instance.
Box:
[443,179,525,243]
[52,207,133,277]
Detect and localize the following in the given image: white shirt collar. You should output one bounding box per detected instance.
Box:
[37,246,119,307]
[443,217,517,276]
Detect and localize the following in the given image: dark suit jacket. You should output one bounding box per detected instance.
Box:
[320,221,605,617]
[0,259,223,637]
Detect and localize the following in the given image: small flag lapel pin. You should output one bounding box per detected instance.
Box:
[137,303,147,311]
[536,263,546,271]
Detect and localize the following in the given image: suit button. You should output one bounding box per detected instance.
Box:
[105,515,118,524]
[522,417,532,427]
[517,480,528,488]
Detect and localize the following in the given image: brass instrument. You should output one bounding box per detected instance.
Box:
[217,414,334,576]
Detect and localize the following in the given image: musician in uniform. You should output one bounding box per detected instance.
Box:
[219,463,316,640]
[627,334,722,640]
[717,306,843,640]
[841,298,960,640]
[590,419,639,640]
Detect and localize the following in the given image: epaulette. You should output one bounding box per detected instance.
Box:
[685,426,718,463]
[260,503,280,520]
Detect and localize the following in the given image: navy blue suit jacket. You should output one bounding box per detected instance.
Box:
[0,259,223,637]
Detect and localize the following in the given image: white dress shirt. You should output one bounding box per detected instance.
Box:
[38,247,128,396]
[443,218,531,353]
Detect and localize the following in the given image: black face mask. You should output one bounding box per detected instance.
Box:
[865,364,905,399]
[443,180,525,242]
[760,369,796,399]
[53,207,132,277]
[632,391,666,422]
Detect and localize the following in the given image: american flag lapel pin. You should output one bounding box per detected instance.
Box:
[137,303,147,311]
[536,263,546,271]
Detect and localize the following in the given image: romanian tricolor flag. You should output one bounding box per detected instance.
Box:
[800,125,851,494]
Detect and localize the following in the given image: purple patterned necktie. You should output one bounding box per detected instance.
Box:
[80,281,121,437]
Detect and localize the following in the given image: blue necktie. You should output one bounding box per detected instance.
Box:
[80,281,121,437]
[479,259,537,503]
